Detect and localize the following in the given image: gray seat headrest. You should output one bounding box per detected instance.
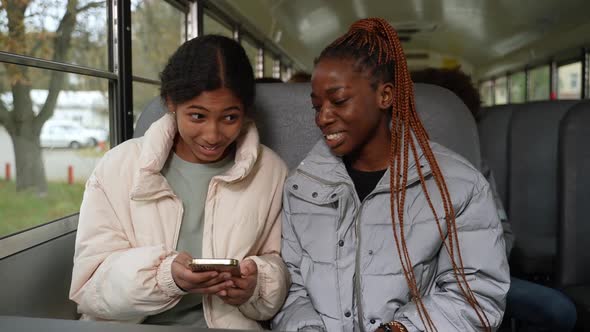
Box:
[133,83,480,170]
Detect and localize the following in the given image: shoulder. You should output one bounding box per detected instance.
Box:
[92,137,144,181]
[429,142,487,193]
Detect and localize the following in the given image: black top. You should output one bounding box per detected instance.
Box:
[344,160,387,202]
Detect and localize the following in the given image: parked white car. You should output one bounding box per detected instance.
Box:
[40,121,108,149]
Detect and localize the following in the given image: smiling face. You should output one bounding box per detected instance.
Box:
[311,57,394,169]
[168,87,245,163]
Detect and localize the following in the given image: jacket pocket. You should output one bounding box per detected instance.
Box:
[289,196,339,263]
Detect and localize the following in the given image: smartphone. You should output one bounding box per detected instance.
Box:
[189,258,241,277]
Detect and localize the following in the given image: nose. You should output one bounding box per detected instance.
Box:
[202,121,222,146]
[315,103,335,129]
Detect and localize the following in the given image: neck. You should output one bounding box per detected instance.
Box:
[347,120,391,172]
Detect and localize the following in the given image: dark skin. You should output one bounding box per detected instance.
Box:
[311,58,394,172]
[312,58,406,332]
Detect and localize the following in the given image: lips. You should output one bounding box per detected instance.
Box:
[198,143,222,157]
[323,131,345,148]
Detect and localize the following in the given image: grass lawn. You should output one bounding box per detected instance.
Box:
[0,180,85,238]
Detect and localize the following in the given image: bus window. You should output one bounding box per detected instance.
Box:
[558,62,582,99]
[131,0,186,81]
[133,82,161,128]
[0,66,110,238]
[527,66,550,101]
[509,72,526,103]
[203,13,233,38]
[0,1,108,69]
[480,81,493,106]
[281,65,292,81]
[264,50,275,78]
[0,0,111,238]
[494,77,508,105]
[242,37,261,78]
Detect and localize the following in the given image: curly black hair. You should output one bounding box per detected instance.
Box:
[160,35,255,110]
[411,67,481,117]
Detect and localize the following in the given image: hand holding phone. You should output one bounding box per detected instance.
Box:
[171,252,234,294]
[189,258,241,277]
[216,259,258,306]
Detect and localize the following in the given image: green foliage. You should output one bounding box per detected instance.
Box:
[0,180,85,238]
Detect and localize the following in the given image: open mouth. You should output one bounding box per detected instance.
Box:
[198,143,222,156]
[325,131,344,141]
[200,144,218,151]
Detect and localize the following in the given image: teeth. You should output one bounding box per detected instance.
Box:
[202,145,217,151]
[326,132,343,141]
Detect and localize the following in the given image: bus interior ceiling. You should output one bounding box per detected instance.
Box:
[215,0,590,79]
[0,0,589,331]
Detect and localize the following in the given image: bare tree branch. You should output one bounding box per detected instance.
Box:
[76,1,104,13]
[36,0,78,126]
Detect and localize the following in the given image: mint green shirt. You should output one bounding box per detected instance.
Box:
[143,151,234,326]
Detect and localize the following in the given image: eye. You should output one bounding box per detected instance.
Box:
[312,105,321,113]
[223,114,240,122]
[190,113,205,120]
[333,98,349,106]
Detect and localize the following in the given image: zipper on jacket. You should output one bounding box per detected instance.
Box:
[297,169,364,328]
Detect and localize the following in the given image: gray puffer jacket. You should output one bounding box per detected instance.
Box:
[273,140,510,332]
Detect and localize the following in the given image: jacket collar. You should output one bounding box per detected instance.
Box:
[130,113,260,201]
[296,134,431,192]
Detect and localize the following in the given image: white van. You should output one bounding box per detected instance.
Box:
[40,121,107,149]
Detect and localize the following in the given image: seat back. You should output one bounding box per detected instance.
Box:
[507,101,577,279]
[0,222,78,319]
[477,105,516,210]
[414,84,481,170]
[558,101,590,288]
[133,83,481,171]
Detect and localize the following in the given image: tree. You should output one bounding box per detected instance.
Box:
[0,0,104,194]
[130,0,184,118]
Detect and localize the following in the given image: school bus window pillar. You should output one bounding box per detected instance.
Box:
[583,49,589,99]
[524,66,530,102]
[257,48,264,79]
[188,0,203,38]
[550,59,558,100]
[506,73,512,103]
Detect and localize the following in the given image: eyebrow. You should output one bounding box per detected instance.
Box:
[310,86,346,98]
[186,105,241,112]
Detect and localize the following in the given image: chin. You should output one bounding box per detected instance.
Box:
[330,145,351,157]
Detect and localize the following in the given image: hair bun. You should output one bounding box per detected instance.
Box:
[349,17,391,38]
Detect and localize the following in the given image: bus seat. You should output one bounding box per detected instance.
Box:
[133,97,167,139]
[413,83,482,170]
[0,230,79,319]
[133,83,480,171]
[557,101,590,328]
[0,82,483,321]
[249,83,320,169]
[505,101,577,281]
[477,105,515,211]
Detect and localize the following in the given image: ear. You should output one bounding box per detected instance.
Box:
[166,96,176,114]
[377,82,394,110]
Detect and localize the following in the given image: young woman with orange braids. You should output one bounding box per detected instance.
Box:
[272,18,510,332]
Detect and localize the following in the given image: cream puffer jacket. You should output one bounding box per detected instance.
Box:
[69,114,290,329]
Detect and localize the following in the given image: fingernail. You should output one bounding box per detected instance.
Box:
[227,281,234,287]
[219,290,226,296]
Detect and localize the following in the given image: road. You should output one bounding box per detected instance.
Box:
[0,127,103,183]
